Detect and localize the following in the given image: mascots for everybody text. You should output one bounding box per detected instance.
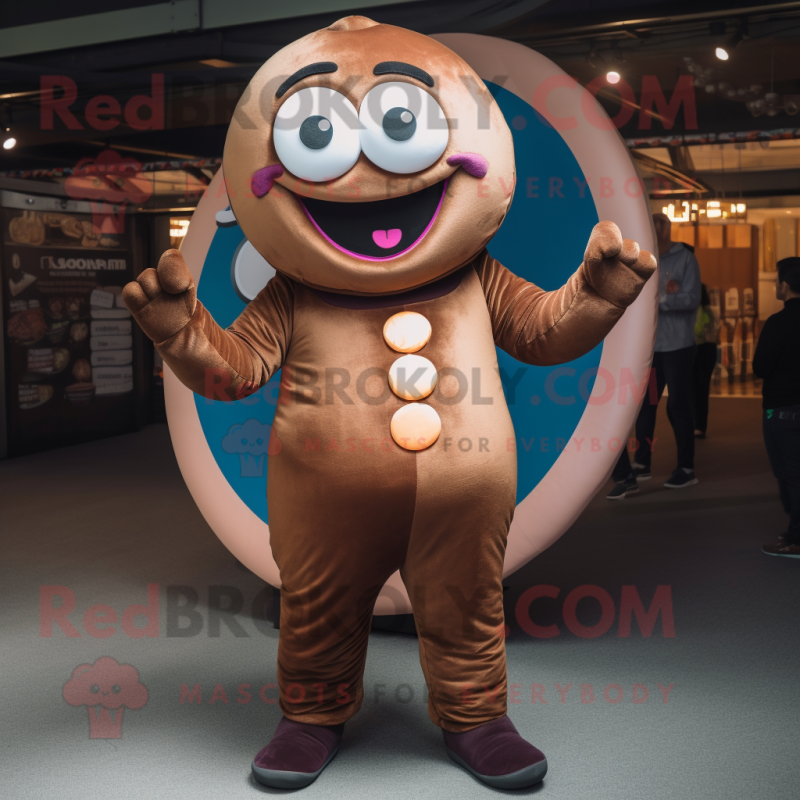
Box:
[123,16,655,790]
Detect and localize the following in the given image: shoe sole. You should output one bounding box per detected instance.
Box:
[606,487,639,500]
[252,745,340,789]
[634,474,651,482]
[762,549,800,559]
[446,748,547,789]
[664,477,699,489]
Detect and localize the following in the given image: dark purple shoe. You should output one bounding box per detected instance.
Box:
[442,715,547,789]
[251,717,344,789]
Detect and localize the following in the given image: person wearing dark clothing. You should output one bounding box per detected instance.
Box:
[692,284,719,438]
[607,214,701,500]
[634,346,698,474]
[754,257,800,558]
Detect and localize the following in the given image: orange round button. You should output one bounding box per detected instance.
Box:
[390,403,441,451]
[388,354,438,401]
[383,311,432,353]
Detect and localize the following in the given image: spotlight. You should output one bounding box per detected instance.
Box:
[606,71,621,85]
[709,20,729,60]
[712,18,747,62]
[2,104,16,150]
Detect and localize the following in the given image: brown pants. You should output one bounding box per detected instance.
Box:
[267,425,515,733]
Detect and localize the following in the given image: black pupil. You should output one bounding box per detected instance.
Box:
[383,107,416,141]
[300,116,333,150]
[90,684,99,693]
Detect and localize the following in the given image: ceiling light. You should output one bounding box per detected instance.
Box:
[715,47,729,61]
[606,71,620,85]
[2,104,15,149]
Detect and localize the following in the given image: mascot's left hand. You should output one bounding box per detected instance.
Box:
[582,220,657,308]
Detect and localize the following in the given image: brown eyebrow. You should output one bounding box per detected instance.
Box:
[373,61,434,87]
[276,62,338,98]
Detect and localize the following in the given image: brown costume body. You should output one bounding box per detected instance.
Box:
[123,17,655,733]
[146,249,648,730]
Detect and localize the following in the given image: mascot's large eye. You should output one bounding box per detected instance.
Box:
[359,82,448,174]
[273,86,361,182]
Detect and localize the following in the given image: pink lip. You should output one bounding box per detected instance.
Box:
[299,179,449,262]
[446,152,488,179]
[251,164,284,198]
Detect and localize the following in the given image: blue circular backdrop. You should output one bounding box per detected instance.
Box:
[194,83,600,521]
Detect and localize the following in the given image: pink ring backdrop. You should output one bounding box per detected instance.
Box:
[165,34,658,615]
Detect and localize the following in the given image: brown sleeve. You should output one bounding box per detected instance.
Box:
[155,273,294,400]
[475,251,630,366]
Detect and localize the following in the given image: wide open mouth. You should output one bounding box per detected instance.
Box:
[299,180,447,261]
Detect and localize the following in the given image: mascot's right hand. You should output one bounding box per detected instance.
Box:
[122,249,197,343]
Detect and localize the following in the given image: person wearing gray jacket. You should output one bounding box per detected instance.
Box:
[608,213,702,498]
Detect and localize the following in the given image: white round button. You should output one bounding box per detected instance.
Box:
[383,311,432,353]
[388,354,438,401]
[390,404,441,451]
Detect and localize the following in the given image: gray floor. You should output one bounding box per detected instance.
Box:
[2,397,799,799]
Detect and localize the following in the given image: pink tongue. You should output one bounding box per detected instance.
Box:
[372,229,402,249]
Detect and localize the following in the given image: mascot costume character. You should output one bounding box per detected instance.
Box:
[123,16,655,791]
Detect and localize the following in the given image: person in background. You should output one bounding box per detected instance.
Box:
[607,213,702,499]
[754,257,800,558]
[693,283,719,439]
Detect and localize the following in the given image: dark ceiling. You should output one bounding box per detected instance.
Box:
[1,0,799,175]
